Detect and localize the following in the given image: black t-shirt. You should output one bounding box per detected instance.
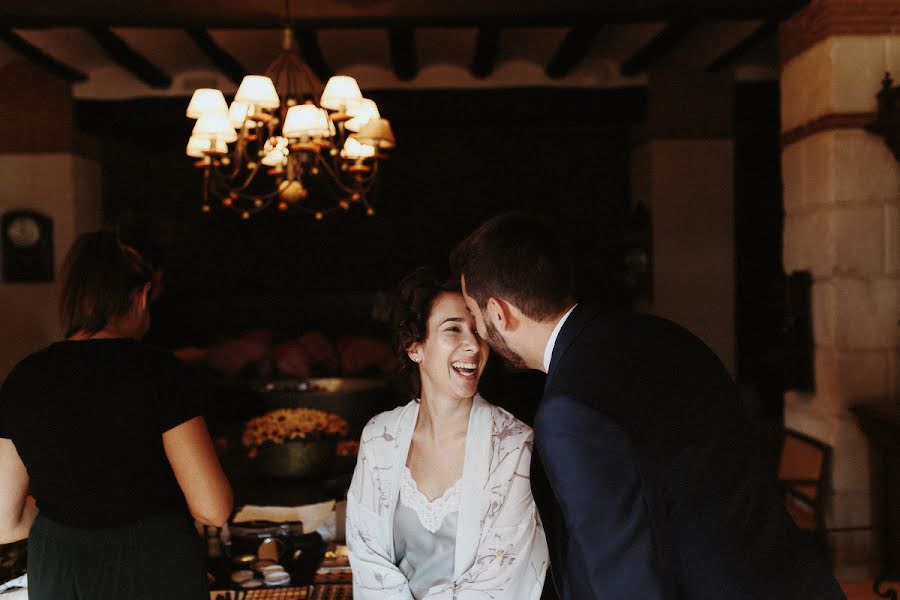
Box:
[0,338,201,528]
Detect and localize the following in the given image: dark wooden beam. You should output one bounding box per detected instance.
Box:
[470,25,500,79]
[545,25,601,80]
[620,20,694,76]
[706,20,777,72]
[185,28,245,84]
[84,27,171,88]
[387,27,417,81]
[0,27,87,82]
[2,0,811,29]
[292,27,333,84]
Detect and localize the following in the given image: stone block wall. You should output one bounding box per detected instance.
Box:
[780,0,900,576]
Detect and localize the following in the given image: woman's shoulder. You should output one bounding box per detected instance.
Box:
[2,340,73,385]
[359,399,416,441]
[478,395,533,441]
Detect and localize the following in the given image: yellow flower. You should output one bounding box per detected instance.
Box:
[242,408,349,451]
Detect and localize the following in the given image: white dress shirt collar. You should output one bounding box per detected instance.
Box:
[543,304,577,373]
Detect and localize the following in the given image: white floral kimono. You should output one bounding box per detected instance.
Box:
[346,394,549,600]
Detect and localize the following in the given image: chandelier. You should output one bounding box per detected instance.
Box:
[185,27,395,220]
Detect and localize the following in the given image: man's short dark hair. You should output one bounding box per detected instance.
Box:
[451,212,574,321]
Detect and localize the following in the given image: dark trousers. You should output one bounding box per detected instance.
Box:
[28,512,208,600]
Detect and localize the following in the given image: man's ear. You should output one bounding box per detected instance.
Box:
[486,297,517,333]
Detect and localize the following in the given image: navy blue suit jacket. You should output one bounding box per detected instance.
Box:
[531,304,844,600]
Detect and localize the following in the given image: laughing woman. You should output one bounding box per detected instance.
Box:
[347,267,548,600]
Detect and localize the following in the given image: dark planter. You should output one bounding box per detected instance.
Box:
[255,438,337,479]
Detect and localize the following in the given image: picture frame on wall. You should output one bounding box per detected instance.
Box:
[2,210,54,282]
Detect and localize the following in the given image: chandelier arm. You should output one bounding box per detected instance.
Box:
[243,188,283,201]
[208,162,248,188]
[309,154,349,189]
[312,154,377,195]
[230,130,251,176]
[356,160,380,189]
[207,173,238,200]
[236,119,272,169]
[229,162,266,193]
[228,188,283,203]
[201,165,213,207]
[239,141,262,170]
[335,160,381,194]
[207,152,245,181]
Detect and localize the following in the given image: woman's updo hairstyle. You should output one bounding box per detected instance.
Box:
[59,230,153,338]
[390,266,460,398]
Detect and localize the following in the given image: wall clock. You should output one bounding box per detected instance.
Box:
[2,210,53,282]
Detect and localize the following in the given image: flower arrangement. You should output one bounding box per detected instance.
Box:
[242,408,349,457]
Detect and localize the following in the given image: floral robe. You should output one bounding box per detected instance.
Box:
[346,394,549,600]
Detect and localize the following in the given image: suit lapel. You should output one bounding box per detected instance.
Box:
[545,303,605,387]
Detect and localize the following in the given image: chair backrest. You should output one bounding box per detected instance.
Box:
[778,429,831,505]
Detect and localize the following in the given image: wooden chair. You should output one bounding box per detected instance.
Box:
[777,428,831,556]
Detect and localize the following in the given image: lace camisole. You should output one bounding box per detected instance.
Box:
[393,466,461,599]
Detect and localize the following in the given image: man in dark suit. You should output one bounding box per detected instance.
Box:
[451,212,844,600]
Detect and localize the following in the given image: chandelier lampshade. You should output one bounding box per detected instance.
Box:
[319,76,363,112]
[228,102,257,129]
[186,136,228,158]
[234,75,280,110]
[186,89,229,119]
[192,111,238,143]
[345,99,380,132]
[341,137,376,160]
[354,118,396,149]
[282,104,332,138]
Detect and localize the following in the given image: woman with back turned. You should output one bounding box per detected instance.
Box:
[0,230,232,599]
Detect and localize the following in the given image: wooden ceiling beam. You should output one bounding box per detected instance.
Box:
[84,26,171,88]
[545,24,601,80]
[388,27,417,81]
[620,20,694,76]
[0,27,87,82]
[470,25,500,79]
[292,27,333,84]
[1,0,811,29]
[706,20,777,72]
[185,28,246,85]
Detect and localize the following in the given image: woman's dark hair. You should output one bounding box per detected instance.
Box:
[450,211,574,321]
[59,230,154,338]
[390,266,460,398]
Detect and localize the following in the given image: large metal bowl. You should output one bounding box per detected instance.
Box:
[252,377,393,438]
[256,438,337,479]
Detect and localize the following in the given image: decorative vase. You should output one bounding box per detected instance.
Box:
[256,438,337,479]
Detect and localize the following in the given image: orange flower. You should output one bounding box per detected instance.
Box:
[242,408,349,450]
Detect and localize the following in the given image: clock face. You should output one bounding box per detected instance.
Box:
[6,216,41,248]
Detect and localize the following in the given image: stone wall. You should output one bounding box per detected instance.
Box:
[779,0,900,575]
